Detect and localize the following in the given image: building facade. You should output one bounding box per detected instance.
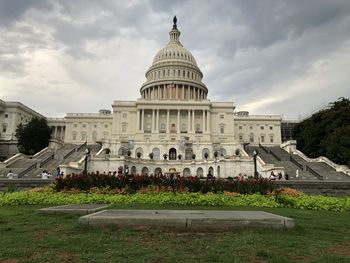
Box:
[1,18,283,177]
[0,99,44,159]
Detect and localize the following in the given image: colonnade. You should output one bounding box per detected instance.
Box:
[141,84,206,100]
[136,109,211,133]
[50,126,65,141]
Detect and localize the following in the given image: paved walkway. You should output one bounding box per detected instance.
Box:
[38,204,109,215]
[79,209,295,229]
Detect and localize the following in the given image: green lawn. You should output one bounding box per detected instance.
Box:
[0,204,349,263]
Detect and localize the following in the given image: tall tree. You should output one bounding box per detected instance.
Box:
[293,98,350,165]
[15,117,51,155]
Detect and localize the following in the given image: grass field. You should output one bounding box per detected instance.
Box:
[0,204,349,263]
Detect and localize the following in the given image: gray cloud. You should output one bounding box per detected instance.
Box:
[0,0,349,118]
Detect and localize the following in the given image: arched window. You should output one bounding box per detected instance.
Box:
[202,148,210,159]
[141,167,149,175]
[197,167,203,177]
[169,148,177,160]
[183,168,191,176]
[131,166,137,175]
[208,166,214,177]
[135,147,143,158]
[152,147,160,160]
[154,167,162,176]
[118,147,126,156]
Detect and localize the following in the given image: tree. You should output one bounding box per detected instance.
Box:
[293,98,350,165]
[15,117,51,155]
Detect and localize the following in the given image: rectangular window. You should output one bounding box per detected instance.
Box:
[220,127,224,134]
[220,114,224,119]
[239,135,243,141]
[239,126,242,130]
[270,136,274,143]
[4,114,8,118]
[261,136,265,143]
[2,124,7,133]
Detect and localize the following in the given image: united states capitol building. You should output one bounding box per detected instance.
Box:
[1,18,348,180]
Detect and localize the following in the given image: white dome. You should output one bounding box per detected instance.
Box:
[152,43,198,67]
[140,17,208,100]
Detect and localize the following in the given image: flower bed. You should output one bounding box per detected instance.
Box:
[53,172,275,195]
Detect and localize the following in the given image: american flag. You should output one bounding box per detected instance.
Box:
[166,83,175,89]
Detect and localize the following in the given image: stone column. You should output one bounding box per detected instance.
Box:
[202,110,205,132]
[192,110,195,132]
[152,109,155,132]
[176,84,179,100]
[156,109,159,131]
[141,109,144,131]
[136,109,140,131]
[207,110,210,133]
[166,109,170,133]
[187,110,190,132]
[177,110,180,134]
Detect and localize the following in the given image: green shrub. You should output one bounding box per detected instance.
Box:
[0,191,349,212]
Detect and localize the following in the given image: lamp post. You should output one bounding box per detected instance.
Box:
[253,150,259,179]
[83,148,90,176]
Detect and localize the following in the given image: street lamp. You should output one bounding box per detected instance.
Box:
[253,150,259,179]
[83,148,90,176]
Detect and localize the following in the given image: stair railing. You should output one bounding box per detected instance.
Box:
[290,155,303,170]
[306,165,323,180]
[269,149,281,161]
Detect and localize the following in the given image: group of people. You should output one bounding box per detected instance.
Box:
[41,167,64,179]
[269,171,286,181]
[5,167,64,179]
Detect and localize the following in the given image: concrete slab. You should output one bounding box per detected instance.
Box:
[39,204,109,215]
[79,210,295,229]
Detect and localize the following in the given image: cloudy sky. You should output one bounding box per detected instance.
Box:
[1,0,350,119]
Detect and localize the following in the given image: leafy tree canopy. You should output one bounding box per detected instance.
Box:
[293,98,350,166]
[15,117,51,155]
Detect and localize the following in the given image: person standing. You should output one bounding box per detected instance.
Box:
[6,170,15,179]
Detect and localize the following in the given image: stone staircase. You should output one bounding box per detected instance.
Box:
[245,144,350,181]
[0,143,102,178]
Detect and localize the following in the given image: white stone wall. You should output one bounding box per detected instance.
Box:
[234,114,282,146]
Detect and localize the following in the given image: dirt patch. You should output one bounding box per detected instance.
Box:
[56,252,79,263]
[0,259,18,263]
[287,254,311,262]
[327,243,350,257]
